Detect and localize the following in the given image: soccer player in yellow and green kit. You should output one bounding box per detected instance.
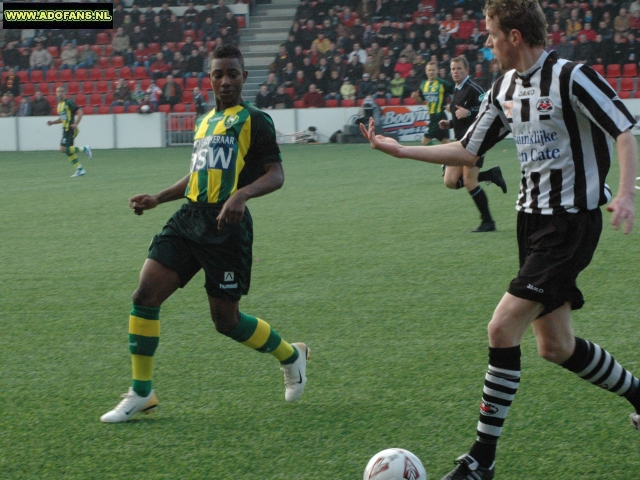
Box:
[46,86,92,177]
[100,45,310,423]
[413,61,455,147]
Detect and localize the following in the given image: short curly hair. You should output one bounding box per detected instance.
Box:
[211,44,245,70]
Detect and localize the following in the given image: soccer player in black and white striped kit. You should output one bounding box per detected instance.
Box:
[361,0,639,478]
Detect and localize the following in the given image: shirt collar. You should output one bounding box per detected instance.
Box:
[455,75,470,90]
[516,50,548,81]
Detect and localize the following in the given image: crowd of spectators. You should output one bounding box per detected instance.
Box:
[0,0,243,115]
[256,0,640,109]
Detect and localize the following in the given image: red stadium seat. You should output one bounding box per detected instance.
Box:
[89,68,101,80]
[374,98,387,106]
[112,106,125,114]
[620,77,634,91]
[104,68,116,81]
[111,56,124,68]
[591,64,605,76]
[402,97,417,105]
[103,45,114,57]
[173,77,184,90]
[53,82,64,93]
[454,7,464,19]
[173,103,187,112]
[74,68,87,81]
[97,105,110,114]
[96,80,109,93]
[340,99,355,107]
[606,64,621,77]
[38,82,50,94]
[127,105,138,113]
[158,104,171,113]
[47,46,59,58]
[91,45,103,56]
[96,32,109,44]
[22,83,35,96]
[104,92,114,104]
[285,87,294,99]
[30,70,44,82]
[635,90,640,98]
[605,77,618,90]
[16,70,29,82]
[236,15,246,28]
[479,19,486,31]
[325,99,339,107]
[388,97,401,105]
[183,30,196,40]
[45,69,58,82]
[59,69,73,82]
[74,94,87,107]
[119,67,132,79]
[83,107,95,114]
[148,43,160,54]
[89,93,102,106]
[357,98,365,106]
[156,78,167,89]
[182,90,193,103]
[618,90,631,99]
[97,56,110,69]
[165,42,175,51]
[53,58,63,69]
[623,63,638,77]
[293,100,306,108]
[185,77,199,90]
[47,95,57,109]
[67,81,80,94]
[83,81,95,93]
[134,67,147,80]
[141,79,151,90]
[455,44,468,56]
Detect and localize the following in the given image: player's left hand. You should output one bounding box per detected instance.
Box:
[360,117,402,157]
[71,123,78,129]
[607,193,635,234]
[217,192,247,230]
[454,105,468,119]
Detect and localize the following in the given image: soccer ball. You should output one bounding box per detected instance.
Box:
[363,448,427,480]
[140,105,150,113]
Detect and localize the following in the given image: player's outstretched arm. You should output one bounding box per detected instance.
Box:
[129,174,190,215]
[607,129,637,234]
[360,117,478,167]
[216,162,284,229]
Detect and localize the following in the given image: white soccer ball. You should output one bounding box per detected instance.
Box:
[140,105,150,113]
[364,448,428,480]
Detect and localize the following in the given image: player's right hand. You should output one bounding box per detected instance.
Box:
[129,194,158,215]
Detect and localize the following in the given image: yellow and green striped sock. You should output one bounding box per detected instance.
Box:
[226,312,298,364]
[65,146,81,168]
[129,304,160,397]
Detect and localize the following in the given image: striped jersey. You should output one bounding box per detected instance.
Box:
[419,77,454,115]
[461,51,635,214]
[57,99,78,132]
[185,102,282,204]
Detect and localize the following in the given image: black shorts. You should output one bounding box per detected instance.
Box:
[60,127,78,148]
[508,209,602,316]
[424,113,448,140]
[473,155,484,168]
[147,202,253,302]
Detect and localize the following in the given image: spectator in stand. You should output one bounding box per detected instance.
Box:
[614,8,631,34]
[122,14,136,38]
[160,75,182,107]
[59,43,78,70]
[30,42,53,75]
[219,26,237,46]
[473,62,490,90]
[610,32,626,64]
[130,81,145,106]
[412,6,430,25]
[112,27,130,56]
[183,2,200,31]
[457,14,476,41]
[331,53,348,79]
[222,11,240,44]
[143,5,155,25]
[362,24,377,49]
[579,22,597,42]
[379,55,395,78]
[574,33,594,64]
[363,54,380,79]
[273,45,291,76]
[300,19,319,50]
[348,42,367,64]
[357,73,375,99]
[129,4,141,24]
[281,62,297,88]
[202,17,219,43]
[2,67,20,98]
[199,3,216,26]
[393,54,413,78]
[548,23,563,45]
[170,52,187,79]
[185,48,205,82]
[400,43,417,64]
[324,70,342,101]
[293,70,310,100]
[129,25,146,49]
[193,86,208,115]
[389,71,406,98]
[17,96,32,117]
[165,15,183,44]
[138,93,156,113]
[0,94,15,117]
[312,0,330,21]
[2,42,21,72]
[625,32,640,63]
[373,72,391,100]
[302,83,325,108]
[112,78,133,109]
[387,0,407,22]
[345,54,364,81]
[376,20,396,47]
[437,30,455,57]
[158,3,174,24]
[404,68,422,93]
[555,32,576,60]
[215,0,232,26]
[566,8,583,39]
[388,32,405,58]
[301,56,316,79]
[425,16,441,39]
[338,7,358,29]
[630,10,640,32]
[150,53,170,81]
[264,72,280,94]
[591,34,611,66]
[31,90,51,116]
[312,32,332,55]
[310,69,327,95]
[255,84,273,109]
[486,60,501,86]
[440,13,459,37]
[133,43,150,74]
[148,16,166,46]
[340,77,356,101]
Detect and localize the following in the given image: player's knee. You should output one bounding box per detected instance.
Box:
[132,286,162,308]
[487,313,519,347]
[210,310,238,335]
[537,338,573,365]
[444,178,458,189]
[60,146,66,153]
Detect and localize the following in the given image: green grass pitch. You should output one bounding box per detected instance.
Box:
[1,141,638,479]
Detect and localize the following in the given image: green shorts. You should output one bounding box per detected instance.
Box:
[148,202,253,302]
[424,113,448,140]
[60,127,78,148]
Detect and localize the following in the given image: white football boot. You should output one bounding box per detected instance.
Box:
[281,342,310,402]
[100,387,159,423]
[71,167,86,177]
[83,145,92,159]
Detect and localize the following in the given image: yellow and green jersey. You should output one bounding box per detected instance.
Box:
[57,99,79,132]
[185,101,282,204]
[419,78,454,115]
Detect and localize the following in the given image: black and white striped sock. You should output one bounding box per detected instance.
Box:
[561,337,640,412]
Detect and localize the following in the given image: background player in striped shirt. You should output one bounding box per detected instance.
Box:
[438,56,508,233]
[100,45,310,424]
[362,0,639,478]
[46,86,92,178]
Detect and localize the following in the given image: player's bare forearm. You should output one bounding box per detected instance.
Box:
[129,174,190,215]
[606,129,637,234]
